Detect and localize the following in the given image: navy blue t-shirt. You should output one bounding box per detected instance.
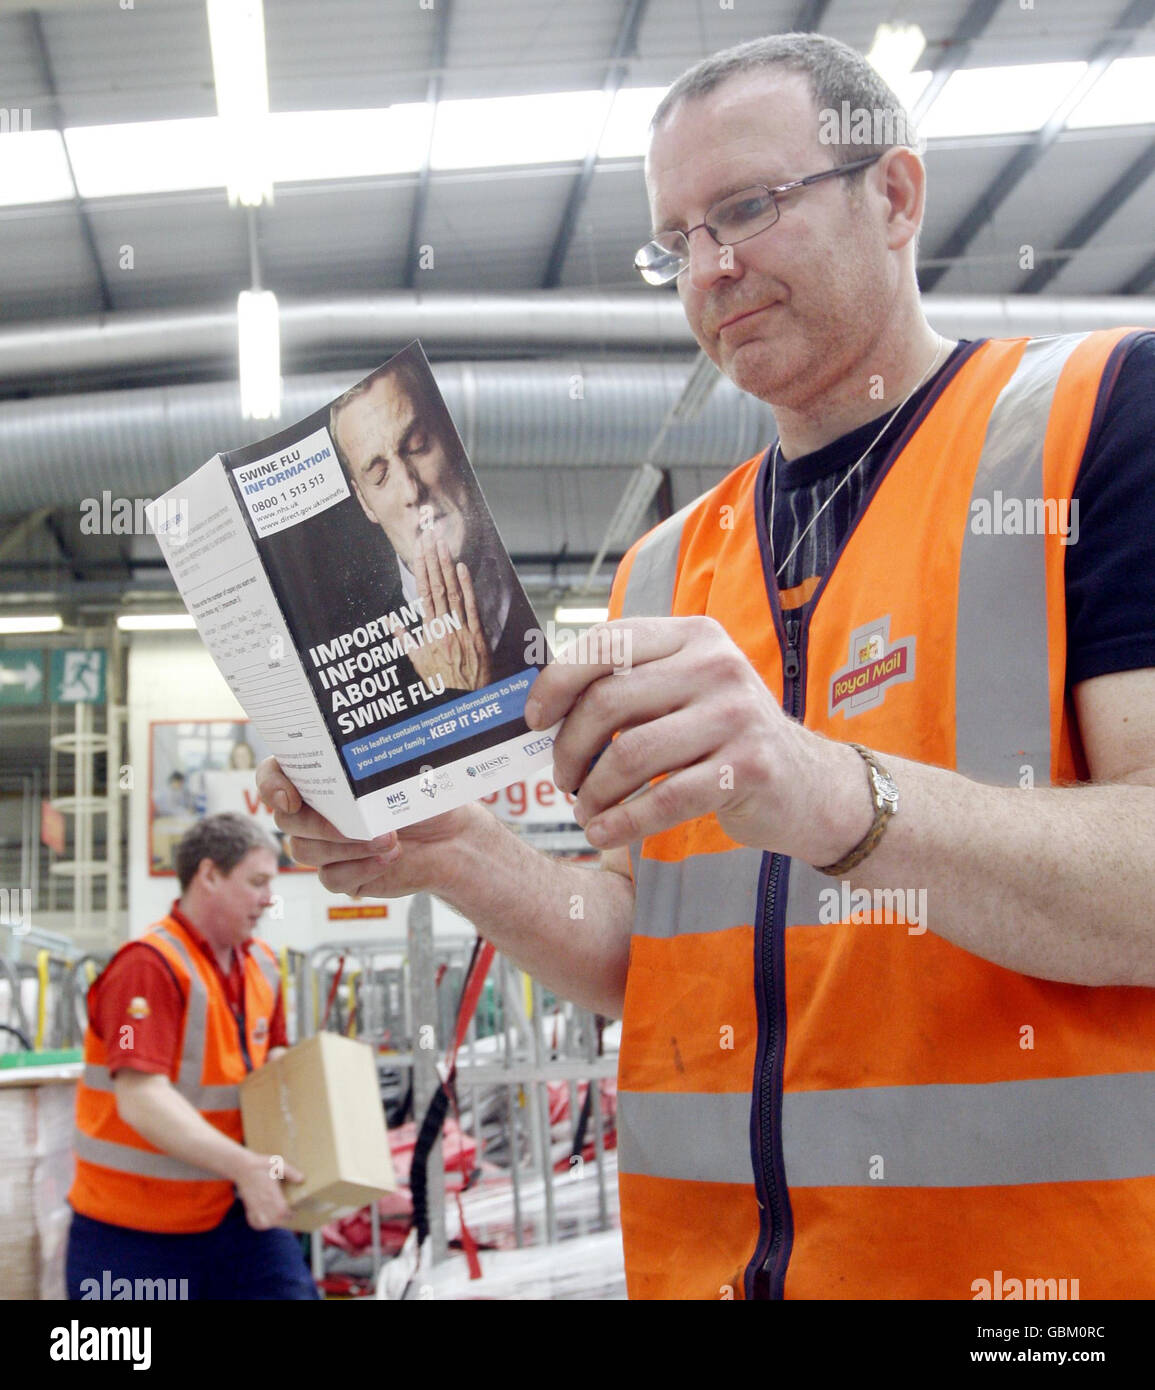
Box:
[766,333,1155,689]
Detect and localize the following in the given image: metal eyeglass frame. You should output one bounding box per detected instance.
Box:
[633,153,883,285]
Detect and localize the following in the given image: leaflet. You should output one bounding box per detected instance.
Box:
[148,341,557,839]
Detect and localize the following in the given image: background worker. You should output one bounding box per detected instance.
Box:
[67,812,317,1300]
[258,33,1155,1299]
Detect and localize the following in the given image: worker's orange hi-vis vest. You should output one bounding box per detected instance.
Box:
[609,330,1155,1300]
[70,914,281,1233]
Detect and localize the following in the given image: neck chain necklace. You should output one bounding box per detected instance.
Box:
[769,335,950,583]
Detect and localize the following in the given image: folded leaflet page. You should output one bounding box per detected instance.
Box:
[147,460,363,837]
[152,341,560,838]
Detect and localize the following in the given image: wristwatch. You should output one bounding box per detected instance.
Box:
[815,743,899,877]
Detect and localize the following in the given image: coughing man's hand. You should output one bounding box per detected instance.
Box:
[410,530,491,692]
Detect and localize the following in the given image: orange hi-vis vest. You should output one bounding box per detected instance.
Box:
[609,330,1155,1300]
[70,914,281,1234]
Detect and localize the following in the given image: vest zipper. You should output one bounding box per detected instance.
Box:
[747,616,802,1299]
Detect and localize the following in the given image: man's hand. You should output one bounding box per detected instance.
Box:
[411,530,491,692]
[256,754,636,1018]
[257,755,481,900]
[234,1150,305,1232]
[113,1070,316,1228]
[525,616,861,865]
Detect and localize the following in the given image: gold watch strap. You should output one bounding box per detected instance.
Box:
[815,744,896,877]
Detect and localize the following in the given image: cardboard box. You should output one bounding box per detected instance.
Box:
[240,1032,395,1232]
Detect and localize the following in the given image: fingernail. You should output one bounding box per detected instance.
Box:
[369,833,396,851]
[377,846,402,865]
[273,791,290,813]
[524,699,541,728]
[586,821,607,846]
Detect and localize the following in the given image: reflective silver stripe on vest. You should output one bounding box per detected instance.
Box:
[151,926,208,1099]
[251,942,281,1000]
[620,1071,1155,1188]
[83,1063,114,1092]
[785,858,830,929]
[618,1090,753,1184]
[74,1131,223,1184]
[81,1063,237,1110]
[620,500,701,623]
[620,499,704,888]
[955,333,1088,785]
[632,849,764,938]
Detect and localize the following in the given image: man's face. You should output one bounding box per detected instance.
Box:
[206,847,277,947]
[646,70,897,411]
[336,372,473,573]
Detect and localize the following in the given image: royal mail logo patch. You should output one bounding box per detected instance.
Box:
[252,1017,269,1044]
[829,616,916,718]
[126,996,150,1020]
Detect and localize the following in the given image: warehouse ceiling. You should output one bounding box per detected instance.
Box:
[2,0,1155,614]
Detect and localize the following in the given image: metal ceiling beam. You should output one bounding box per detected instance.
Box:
[910,0,1002,126]
[541,0,648,290]
[42,514,85,583]
[26,9,113,314]
[1020,139,1155,294]
[0,508,51,561]
[791,0,832,30]
[1118,250,1155,294]
[920,0,1155,294]
[403,0,453,289]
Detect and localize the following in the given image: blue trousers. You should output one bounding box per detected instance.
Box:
[66,1201,320,1301]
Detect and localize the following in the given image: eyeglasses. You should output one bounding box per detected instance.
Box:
[633,154,883,286]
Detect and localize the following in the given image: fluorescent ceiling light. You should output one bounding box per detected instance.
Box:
[556,607,609,625]
[893,70,933,115]
[1067,56,1155,128]
[431,90,604,169]
[866,22,926,89]
[207,0,272,206]
[598,86,667,158]
[238,289,282,421]
[116,614,196,631]
[919,62,1087,139]
[0,130,74,206]
[0,615,63,634]
[5,57,1129,211]
[266,106,433,182]
[66,118,225,199]
[64,108,433,200]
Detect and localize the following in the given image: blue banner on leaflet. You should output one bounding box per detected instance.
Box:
[341,668,535,781]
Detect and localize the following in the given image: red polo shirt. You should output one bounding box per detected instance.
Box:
[89,903,287,1077]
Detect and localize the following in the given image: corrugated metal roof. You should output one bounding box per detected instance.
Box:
[441,0,621,99]
[418,167,574,289]
[929,128,1155,295]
